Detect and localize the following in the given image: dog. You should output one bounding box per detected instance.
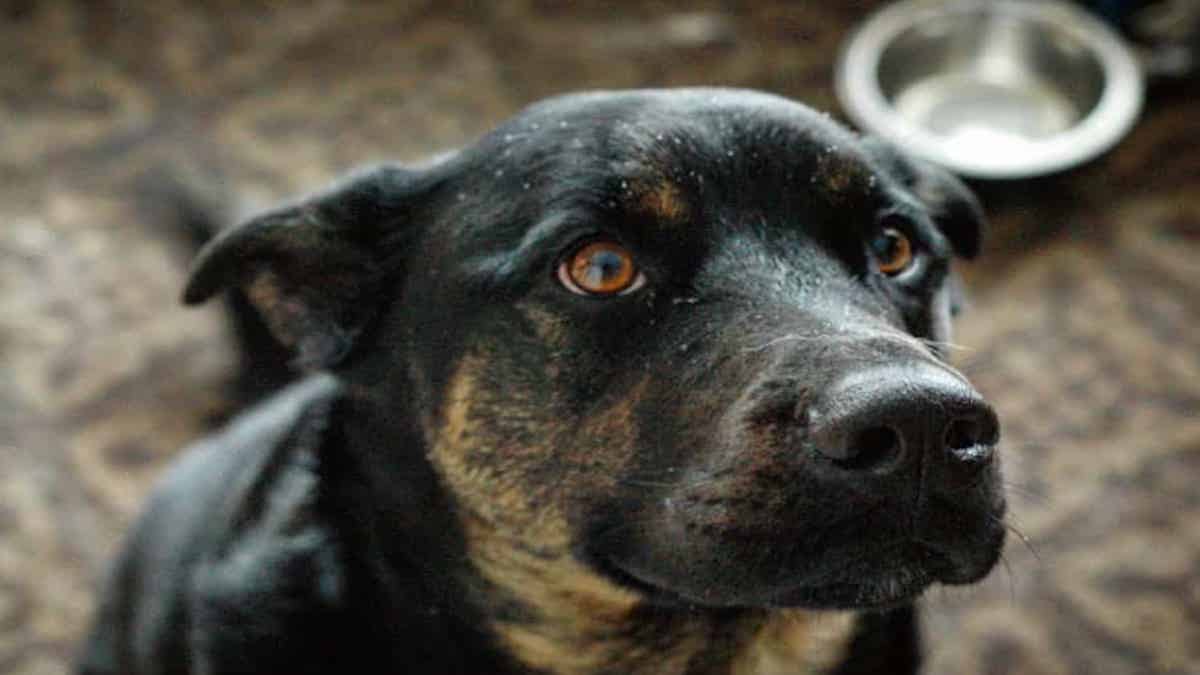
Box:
[78,88,1005,675]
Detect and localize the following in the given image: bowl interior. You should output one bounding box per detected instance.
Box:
[876,9,1106,150]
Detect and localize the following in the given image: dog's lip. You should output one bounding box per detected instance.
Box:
[595,549,935,610]
[589,551,699,607]
[768,566,934,610]
[764,540,948,607]
[592,538,967,610]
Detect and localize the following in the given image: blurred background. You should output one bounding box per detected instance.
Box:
[1,1,1197,673]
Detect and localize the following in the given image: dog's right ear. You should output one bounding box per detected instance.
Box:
[183,165,428,369]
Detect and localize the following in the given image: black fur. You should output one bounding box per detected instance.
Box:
[79,89,1003,675]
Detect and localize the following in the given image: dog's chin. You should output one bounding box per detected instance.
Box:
[765,535,1006,610]
[592,528,1006,612]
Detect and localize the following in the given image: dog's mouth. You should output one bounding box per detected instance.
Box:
[587,508,1007,611]
[767,545,939,610]
[762,533,1006,610]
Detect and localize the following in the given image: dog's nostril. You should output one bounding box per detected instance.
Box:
[944,415,998,468]
[831,426,902,471]
[944,419,980,452]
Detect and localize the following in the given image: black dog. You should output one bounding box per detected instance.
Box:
[78,88,1004,675]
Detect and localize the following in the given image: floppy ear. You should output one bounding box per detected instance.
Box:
[860,136,986,260]
[183,165,425,369]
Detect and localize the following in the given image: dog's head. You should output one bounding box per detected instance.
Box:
[186,89,1004,614]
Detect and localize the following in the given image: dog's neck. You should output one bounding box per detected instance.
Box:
[459,512,859,675]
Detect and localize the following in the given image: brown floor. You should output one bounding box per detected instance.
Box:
[2,2,1198,673]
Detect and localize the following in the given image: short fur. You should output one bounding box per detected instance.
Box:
[78,88,1005,675]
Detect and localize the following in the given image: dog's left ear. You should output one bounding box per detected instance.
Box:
[861,136,985,260]
[183,165,429,369]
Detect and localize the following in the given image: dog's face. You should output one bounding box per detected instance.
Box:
[187,89,1004,614]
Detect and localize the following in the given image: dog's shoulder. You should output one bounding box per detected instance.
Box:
[78,374,350,675]
[183,373,351,673]
[145,372,342,552]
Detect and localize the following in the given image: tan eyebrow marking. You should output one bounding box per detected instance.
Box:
[635,177,689,224]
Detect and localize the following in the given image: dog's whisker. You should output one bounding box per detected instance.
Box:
[740,333,832,353]
[619,477,689,490]
[740,330,932,354]
[992,515,1041,563]
[954,354,1004,373]
[617,471,734,492]
[998,552,1017,605]
[918,337,977,353]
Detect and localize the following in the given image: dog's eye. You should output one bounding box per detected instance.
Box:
[558,240,645,296]
[870,228,914,276]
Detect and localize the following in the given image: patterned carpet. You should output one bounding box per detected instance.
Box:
[2,2,1197,673]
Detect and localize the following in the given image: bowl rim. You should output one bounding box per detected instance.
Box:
[835,0,1145,179]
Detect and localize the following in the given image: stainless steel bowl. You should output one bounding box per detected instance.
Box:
[836,0,1145,179]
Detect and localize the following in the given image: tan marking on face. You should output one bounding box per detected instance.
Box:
[435,355,665,673]
[432,350,644,538]
[814,151,868,200]
[516,301,569,352]
[432,355,543,546]
[638,178,689,223]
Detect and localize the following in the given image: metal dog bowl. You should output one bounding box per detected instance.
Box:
[836,0,1145,179]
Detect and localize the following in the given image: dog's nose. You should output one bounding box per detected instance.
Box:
[807,364,998,482]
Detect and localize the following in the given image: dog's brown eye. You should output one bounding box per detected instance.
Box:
[871,228,914,276]
[558,240,645,296]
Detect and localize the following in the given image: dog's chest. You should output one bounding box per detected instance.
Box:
[727,612,858,675]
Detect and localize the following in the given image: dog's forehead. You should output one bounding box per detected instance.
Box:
[487,89,887,227]
[517,88,854,148]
